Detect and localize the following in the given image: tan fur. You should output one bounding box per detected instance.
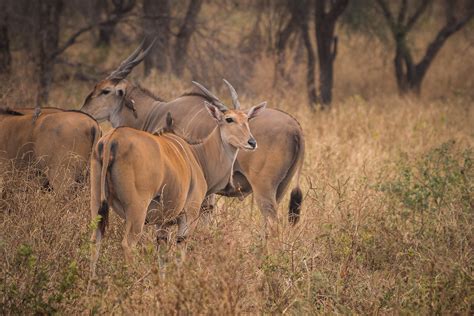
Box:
[89,106,260,276]
[0,107,101,191]
[81,79,304,225]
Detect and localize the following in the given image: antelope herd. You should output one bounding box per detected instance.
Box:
[0,41,305,276]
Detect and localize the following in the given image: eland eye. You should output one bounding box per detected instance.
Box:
[101,89,111,95]
[225,117,234,123]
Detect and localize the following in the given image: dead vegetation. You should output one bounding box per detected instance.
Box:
[0,3,473,313]
[1,93,472,313]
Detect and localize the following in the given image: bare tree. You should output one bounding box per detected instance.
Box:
[34,0,63,108]
[173,0,203,77]
[376,0,474,95]
[294,1,318,108]
[272,1,317,107]
[314,0,349,107]
[96,0,136,47]
[271,0,348,109]
[142,0,171,76]
[239,7,265,58]
[274,2,300,84]
[30,0,123,108]
[0,1,11,75]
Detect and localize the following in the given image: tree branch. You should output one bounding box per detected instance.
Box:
[375,0,398,34]
[331,36,338,60]
[445,0,456,24]
[298,8,317,107]
[405,0,431,32]
[415,12,474,78]
[327,0,349,22]
[112,0,136,14]
[276,10,299,55]
[314,0,326,21]
[397,0,407,25]
[50,24,94,59]
[50,17,131,59]
[55,58,109,80]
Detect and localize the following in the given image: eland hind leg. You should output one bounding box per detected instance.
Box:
[199,194,216,225]
[89,156,104,279]
[251,180,280,237]
[178,193,205,244]
[121,201,149,264]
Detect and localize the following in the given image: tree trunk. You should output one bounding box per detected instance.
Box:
[314,0,348,108]
[274,0,316,107]
[377,0,473,96]
[315,27,336,106]
[88,0,103,43]
[273,5,299,85]
[96,0,136,47]
[394,40,407,93]
[173,0,203,77]
[409,14,472,95]
[0,2,11,75]
[97,21,115,46]
[301,24,317,109]
[294,1,317,108]
[143,0,170,76]
[95,0,110,46]
[393,37,417,94]
[34,0,63,108]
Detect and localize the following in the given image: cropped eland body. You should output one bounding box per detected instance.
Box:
[81,42,305,228]
[89,82,266,277]
[0,107,100,191]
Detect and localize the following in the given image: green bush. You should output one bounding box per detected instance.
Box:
[379,141,472,216]
[372,141,473,313]
[0,244,80,314]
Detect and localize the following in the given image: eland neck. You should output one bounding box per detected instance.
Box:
[110,85,164,130]
[190,127,238,195]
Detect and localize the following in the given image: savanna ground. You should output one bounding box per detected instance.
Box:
[1,12,474,315]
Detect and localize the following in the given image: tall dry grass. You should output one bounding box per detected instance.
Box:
[1,9,473,313]
[1,93,472,313]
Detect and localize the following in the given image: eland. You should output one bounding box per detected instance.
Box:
[0,107,100,191]
[89,87,265,275]
[81,41,304,227]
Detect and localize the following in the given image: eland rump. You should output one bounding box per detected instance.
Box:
[81,42,304,227]
[89,89,265,276]
[0,107,100,190]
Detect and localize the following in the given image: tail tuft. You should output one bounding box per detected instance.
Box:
[288,187,302,225]
[98,201,109,236]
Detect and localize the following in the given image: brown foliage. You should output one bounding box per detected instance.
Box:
[1,95,472,313]
[0,2,473,313]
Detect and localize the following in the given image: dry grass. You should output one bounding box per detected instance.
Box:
[1,92,472,314]
[1,11,473,313]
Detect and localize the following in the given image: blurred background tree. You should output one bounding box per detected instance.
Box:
[0,0,473,109]
[142,0,170,76]
[0,0,11,75]
[376,0,474,95]
[96,0,136,47]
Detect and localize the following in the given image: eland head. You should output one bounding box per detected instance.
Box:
[193,80,266,151]
[81,39,155,121]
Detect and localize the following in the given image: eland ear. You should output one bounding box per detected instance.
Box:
[165,112,173,129]
[204,101,223,121]
[116,84,137,117]
[116,87,125,97]
[247,101,267,119]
